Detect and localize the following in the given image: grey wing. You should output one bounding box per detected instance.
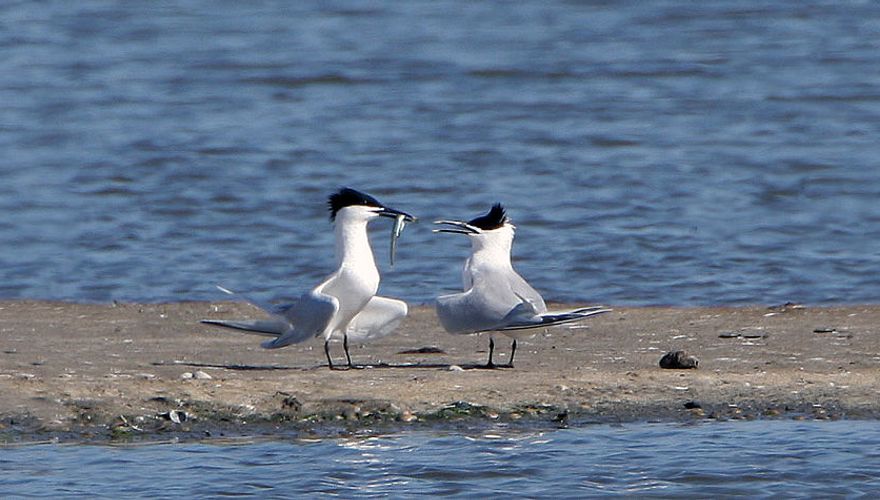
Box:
[201,285,294,336]
[200,318,289,337]
[506,271,547,314]
[497,306,612,331]
[436,281,516,334]
[435,291,475,334]
[261,291,338,349]
[345,296,408,342]
[461,256,473,290]
[212,285,293,315]
[437,265,552,334]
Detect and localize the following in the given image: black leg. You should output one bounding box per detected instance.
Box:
[343,332,353,368]
[324,340,335,370]
[506,339,517,368]
[486,337,496,369]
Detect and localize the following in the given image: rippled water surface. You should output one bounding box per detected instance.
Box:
[3,421,880,496]
[2,1,879,305]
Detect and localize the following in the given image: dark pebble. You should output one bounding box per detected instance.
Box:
[275,391,302,412]
[659,350,699,369]
[684,401,701,409]
[159,410,187,424]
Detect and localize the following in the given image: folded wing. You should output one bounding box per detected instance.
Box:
[436,282,519,335]
[200,286,338,349]
[493,305,612,331]
[200,318,288,337]
[261,291,338,349]
[345,296,408,342]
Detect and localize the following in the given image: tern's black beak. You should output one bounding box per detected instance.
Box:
[378,206,417,223]
[432,220,481,235]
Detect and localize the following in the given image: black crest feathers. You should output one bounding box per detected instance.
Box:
[468,203,508,230]
[328,188,382,221]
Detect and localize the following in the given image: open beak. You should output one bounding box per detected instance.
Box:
[378,206,417,223]
[432,220,482,235]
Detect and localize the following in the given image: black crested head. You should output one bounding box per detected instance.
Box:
[328,187,383,221]
[468,203,508,230]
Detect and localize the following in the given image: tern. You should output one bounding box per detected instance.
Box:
[434,203,611,368]
[201,188,416,370]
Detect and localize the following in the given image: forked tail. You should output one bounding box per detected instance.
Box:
[496,306,612,331]
[200,285,290,337]
[199,318,286,337]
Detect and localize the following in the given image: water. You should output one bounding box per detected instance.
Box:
[5,4,880,494]
[5,5,880,495]
[1,421,879,496]
[2,1,880,305]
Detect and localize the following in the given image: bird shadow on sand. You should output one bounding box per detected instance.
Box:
[352,362,509,370]
[151,360,307,371]
[152,360,509,371]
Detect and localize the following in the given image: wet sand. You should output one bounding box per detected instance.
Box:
[1,301,878,442]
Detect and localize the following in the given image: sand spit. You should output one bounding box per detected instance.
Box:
[1,301,878,442]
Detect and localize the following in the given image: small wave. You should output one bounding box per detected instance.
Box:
[590,136,641,148]
[782,160,834,173]
[133,156,189,168]
[467,69,602,81]
[190,61,291,72]
[196,146,261,156]
[609,67,711,79]
[467,68,532,79]
[240,74,376,88]
[84,187,138,197]
[767,93,880,103]
[322,7,385,17]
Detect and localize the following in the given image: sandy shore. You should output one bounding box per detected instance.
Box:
[1,300,878,442]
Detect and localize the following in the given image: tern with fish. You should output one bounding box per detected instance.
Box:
[202,188,416,369]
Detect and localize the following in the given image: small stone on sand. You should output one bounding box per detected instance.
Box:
[659,350,699,369]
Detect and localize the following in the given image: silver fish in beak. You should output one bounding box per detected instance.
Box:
[390,213,408,266]
[377,206,415,266]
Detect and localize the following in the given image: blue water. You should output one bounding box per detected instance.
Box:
[3,3,880,492]
[1,1,879,306]
[3,421,880,496]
